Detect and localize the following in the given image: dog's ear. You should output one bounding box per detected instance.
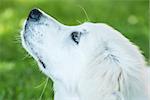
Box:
[81,25,148,99]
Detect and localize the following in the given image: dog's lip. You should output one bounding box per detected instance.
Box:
[39,59,46,69]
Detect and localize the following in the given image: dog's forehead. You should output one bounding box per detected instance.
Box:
[80,22,102,31]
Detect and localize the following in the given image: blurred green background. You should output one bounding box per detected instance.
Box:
[0,0,149,100]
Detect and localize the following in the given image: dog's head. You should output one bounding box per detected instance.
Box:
[22,9,105,80]
[21,9,124,82]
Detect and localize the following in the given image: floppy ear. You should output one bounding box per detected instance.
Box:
[79,26,148,100]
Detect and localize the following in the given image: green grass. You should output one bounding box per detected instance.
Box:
[0,0,149,99]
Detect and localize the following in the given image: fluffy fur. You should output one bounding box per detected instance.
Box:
[21,9,149,100]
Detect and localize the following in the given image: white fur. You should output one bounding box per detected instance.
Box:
[21,9,149,100]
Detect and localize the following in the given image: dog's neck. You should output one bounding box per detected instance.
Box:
[52,68,82,100]
[54,81,80,100]
[53,63,147,100]
[52,63,84,100]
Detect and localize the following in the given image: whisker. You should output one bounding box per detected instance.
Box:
[76,20,82,24]
[12,40,21,44]
[15,34,21,38]
[34,77,48,89]
[21,53,31,60]
[13,34,22,44]
[77,5,90,22]
[38,77,49,100]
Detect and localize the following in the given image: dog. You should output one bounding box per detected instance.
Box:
[21,9,149,100]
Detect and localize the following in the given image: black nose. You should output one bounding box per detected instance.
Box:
[28,9,42,21]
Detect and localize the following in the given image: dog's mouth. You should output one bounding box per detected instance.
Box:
[21,9,47,69]
[38,59,46,68]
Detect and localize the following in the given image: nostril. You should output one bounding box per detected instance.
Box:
[28,8,42,21]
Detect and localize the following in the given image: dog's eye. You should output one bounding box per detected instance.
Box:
[71,31,81,44]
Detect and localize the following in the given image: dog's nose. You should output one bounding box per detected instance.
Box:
[27,9,42,21]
